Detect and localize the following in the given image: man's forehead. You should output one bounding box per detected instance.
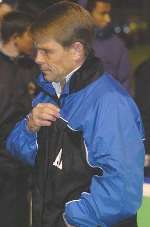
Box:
[33,40,51,49]
[33,39,61,50]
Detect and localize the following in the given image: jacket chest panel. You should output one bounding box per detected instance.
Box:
[37,118,95,176]
[34,119,99,226]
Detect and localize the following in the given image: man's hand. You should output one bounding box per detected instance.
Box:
[27,103,60,133]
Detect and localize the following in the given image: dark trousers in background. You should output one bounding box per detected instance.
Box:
[0,157,30,227]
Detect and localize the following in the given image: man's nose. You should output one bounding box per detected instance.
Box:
[35,50,44,64]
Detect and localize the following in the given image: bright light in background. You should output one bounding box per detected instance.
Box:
[123,25,130,34]
[114,26,121,34]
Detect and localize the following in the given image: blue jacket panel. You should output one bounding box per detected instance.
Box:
[6,73,144,226]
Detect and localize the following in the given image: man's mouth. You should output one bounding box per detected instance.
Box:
[40,67,49,72]
[40,66,52,72]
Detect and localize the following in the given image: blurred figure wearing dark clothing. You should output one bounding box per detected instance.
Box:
[87,0,132,94]
[0,11,40,227]
[134,59,150,173]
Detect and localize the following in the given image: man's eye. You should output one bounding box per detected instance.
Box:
[44,50,54,55]
[44,50,49,55]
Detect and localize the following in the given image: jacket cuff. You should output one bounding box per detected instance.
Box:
[25,114,37,135]
[63,213,74,227]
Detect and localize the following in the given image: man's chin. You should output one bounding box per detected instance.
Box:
[43,73,54,82]
[43,74,50,80]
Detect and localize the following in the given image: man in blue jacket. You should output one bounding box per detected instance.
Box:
[6,2,144,227]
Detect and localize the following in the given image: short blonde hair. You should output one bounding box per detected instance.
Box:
[31,1,94,56]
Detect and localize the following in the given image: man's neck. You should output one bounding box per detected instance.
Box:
[52,65,82,97]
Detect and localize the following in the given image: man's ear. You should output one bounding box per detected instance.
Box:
[13,34,20,47]
[70,42,84,61]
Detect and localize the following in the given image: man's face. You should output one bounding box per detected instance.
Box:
[35,39,77,82]
[91,1,111,28]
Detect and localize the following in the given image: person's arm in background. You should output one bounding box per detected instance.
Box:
[0,62,21,147]
[0,83,14,125]
[0,83,15,155]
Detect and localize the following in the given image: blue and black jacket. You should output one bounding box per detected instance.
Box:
[7,54,144,227]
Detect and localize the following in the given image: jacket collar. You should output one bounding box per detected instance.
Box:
[69,51,104,94]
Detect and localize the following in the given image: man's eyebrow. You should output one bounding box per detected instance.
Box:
[37,47,47,51]
[33,43,46,51]
[33,42,42,49]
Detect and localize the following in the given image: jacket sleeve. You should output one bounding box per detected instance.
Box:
[6,117,37,166]
[6,90,56,166]
[64,94,144,227]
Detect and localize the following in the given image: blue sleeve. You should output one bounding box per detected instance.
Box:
[6,90,56,166]
[64,94,144,227]
[6,117,37,166]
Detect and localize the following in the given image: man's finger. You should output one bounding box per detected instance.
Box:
[38,112,58,121]
[34,119,53,127]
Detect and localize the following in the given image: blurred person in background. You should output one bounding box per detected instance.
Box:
[86,0,132,94]
[0,11,40,227]
[134,59,150,176]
